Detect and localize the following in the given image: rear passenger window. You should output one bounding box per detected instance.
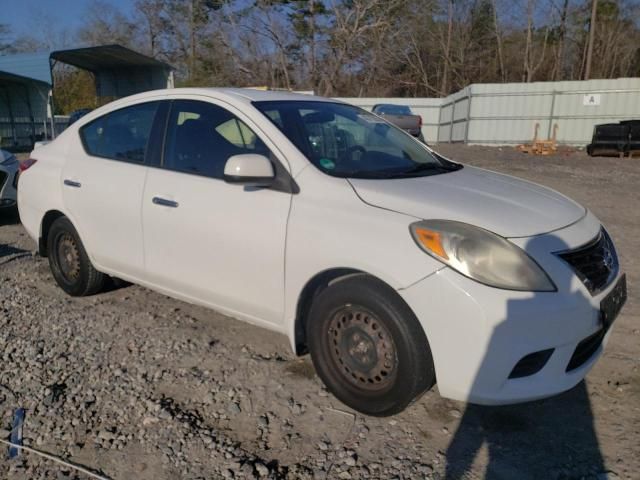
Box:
[80,102,158,162]
[164,100,270,179]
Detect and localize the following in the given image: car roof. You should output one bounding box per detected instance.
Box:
[374,103,409,108]
[69,88,344,133]
[208,88,333,103]
[118,87,338,105]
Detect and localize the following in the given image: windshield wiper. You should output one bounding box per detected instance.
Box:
[341,162,462,179]
[393,162,462,177]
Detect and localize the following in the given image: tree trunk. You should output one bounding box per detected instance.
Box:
[584,0,598,80]
[523,0,534,82]
[553,0,569,80]
[492,0,505,82]
[189,0,196,81]
[308,0,317,91]
[441,0,453,95]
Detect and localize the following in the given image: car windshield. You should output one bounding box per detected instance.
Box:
[375,105,411,115]
[253,101,460,179]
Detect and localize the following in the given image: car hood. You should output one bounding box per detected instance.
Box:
[349,166,586,238]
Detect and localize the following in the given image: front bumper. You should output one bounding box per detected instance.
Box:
[399,211,623,405]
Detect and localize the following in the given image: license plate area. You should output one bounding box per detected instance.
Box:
[600,274,627,330]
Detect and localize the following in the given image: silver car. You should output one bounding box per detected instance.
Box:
[0,149,19,209]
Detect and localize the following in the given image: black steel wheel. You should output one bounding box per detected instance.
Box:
[307,274,435,416]
[47,216,105,296]
[327,307,398,392]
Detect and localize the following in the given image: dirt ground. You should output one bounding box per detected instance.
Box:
[0,144,638,479]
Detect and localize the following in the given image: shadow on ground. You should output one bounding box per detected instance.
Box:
[444,233,609,479]
[0,207,19,227]
[444,382,604,479]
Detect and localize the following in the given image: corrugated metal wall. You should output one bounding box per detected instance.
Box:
[0,80,50,149]
[338,78,640,146]
[95,67,173,98]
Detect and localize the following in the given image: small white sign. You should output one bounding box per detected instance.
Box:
[583,93,601,106]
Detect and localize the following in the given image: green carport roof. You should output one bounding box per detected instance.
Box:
[50,44,171,71]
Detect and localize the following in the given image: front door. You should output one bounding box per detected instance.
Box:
[142,98,291,327]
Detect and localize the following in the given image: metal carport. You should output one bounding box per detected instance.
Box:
[0,45,173,148]
[49,44,174,99]
[0,69,50,150]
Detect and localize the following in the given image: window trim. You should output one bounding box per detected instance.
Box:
[158,98,299,194]
[78,101,161,165]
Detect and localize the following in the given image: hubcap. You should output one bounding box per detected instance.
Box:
[57,234,80,282]
[328,307,397,391]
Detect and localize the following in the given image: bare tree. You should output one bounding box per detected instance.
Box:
[584,0,598,79]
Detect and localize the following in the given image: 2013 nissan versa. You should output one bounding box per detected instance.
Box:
[18,88,627,416]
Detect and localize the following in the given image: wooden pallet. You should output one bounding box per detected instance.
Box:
[517,123,558,155]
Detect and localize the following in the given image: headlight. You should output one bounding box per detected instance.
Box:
[410,220,556,292]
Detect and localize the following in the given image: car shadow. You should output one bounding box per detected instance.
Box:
[0,207,20,226]
[444,233,608,479]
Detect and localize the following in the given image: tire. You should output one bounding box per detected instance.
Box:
[307,275,435,416]
[47,216,105,296]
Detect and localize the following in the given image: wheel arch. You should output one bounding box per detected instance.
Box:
[39,209,66,257]
[292,268,415,356]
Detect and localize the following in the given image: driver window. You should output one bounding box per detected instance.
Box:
[164,100,270,179]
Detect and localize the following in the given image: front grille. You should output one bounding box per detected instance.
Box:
[556,229,618,295]
[0,170,7,191]
[566,328,605,372]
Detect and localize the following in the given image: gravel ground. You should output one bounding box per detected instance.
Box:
[1,145,638,479]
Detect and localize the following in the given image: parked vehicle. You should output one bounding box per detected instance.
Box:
[587,120,640,157]
[67,108,93,127]
[0,149,19,210]
[18,88,626,415]
[371,104,424,142]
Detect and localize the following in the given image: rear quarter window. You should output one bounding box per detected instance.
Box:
[79,102,159,163]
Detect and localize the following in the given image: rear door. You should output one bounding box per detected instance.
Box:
[141,97,292,327]
[62,100,164,277]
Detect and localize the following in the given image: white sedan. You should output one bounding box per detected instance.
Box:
[18,88,626,415]
[0,149,19,209]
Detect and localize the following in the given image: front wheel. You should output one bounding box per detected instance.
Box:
[47,216,105,296]
[307,275,435,416]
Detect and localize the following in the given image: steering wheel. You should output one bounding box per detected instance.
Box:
[339,145,367,163]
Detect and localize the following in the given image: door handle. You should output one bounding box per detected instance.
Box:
[152,197,179,208]
[63,179,81,188]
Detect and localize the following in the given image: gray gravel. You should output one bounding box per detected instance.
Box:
[1,145,639,479]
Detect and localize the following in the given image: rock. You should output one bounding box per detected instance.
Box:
[255,462,269,477]
[228,402,241,415]
[345,456,357,467]
[98,430,116,441]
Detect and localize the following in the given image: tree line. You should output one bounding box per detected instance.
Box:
[2,0,639,113]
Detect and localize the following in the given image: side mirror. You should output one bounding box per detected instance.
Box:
[223,154,275,187]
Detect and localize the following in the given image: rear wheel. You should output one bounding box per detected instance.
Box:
[307,275,435,416]
[47,217,105,296]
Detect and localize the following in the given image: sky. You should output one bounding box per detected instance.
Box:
[1,0,135,39]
